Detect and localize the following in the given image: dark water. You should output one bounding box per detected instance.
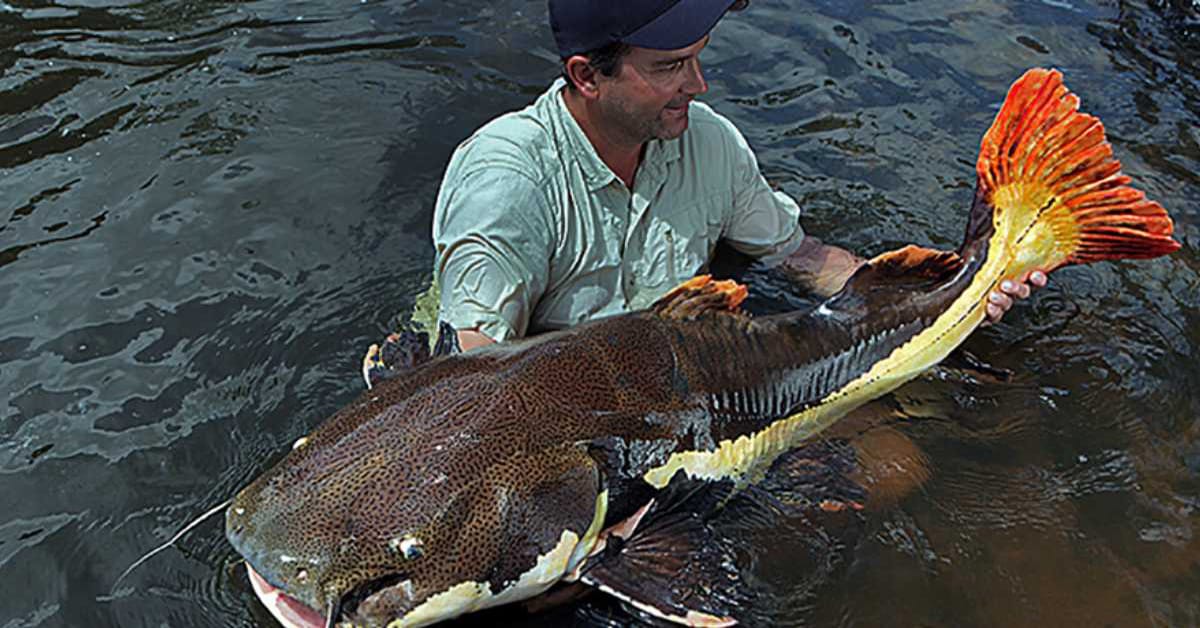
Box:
[2,1,1198,626]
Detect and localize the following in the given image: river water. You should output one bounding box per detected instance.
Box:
[2,1,1197,627]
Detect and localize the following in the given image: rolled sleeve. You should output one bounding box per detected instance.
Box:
[434,168,551,341]
[723,125,806,265]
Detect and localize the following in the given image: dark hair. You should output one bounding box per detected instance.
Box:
[561,41,633,90]
[560,0,749,89]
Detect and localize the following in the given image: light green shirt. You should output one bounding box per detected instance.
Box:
[433,79,805,341]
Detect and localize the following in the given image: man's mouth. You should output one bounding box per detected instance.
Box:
[664,100,690,116]
[246,563,327,628]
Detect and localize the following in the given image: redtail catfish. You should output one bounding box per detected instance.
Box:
[224,69,1180,627]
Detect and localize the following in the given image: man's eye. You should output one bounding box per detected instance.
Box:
[665,60,686,72]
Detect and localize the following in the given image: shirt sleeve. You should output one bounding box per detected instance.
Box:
[433,167,552,342]
[722,122,806,265]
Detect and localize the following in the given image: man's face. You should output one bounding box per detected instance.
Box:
[595,36,710,144]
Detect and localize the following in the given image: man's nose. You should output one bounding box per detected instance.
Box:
[683,57,708,96]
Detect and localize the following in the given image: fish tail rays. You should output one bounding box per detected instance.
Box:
[970,68,1180,278]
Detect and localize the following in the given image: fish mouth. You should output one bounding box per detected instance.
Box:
[246,563,327,628]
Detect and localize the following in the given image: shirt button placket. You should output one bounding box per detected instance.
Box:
[625,195,644,305]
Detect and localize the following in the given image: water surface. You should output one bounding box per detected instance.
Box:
[2,1,1197,626]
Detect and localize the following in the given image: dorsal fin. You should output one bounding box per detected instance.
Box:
[842,245,964,291]
[652,275,749,321]
[860,245,964,281]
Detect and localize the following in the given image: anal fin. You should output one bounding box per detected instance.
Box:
[742,439,867,518]
[580,472,745,627]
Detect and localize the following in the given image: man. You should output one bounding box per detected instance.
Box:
[428,0,1045,352]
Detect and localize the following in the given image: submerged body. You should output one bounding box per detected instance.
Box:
[225,69,1180,628]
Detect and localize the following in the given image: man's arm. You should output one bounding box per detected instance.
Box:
[777,235,865,298]
[695,107,1044,323]
[455,328,497,350]
[433,164,552,348]
[778,235,1047,323]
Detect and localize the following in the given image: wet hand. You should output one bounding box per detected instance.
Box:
[984,270,1048,324]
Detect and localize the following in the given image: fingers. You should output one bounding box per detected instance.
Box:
[986,290,1012,323]
[984,269,1049,325]
[362,343,381,389]
[999,279,1031,299]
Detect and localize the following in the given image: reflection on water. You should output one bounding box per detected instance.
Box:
[1,1,1197,626]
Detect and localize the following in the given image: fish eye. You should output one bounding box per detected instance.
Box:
[387,535,424,560]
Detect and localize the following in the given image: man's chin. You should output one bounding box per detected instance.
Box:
[656,111,689,140]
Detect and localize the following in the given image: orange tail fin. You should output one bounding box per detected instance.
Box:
[975,68,1179,270]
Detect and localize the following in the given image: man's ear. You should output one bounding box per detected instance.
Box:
[564,55,600,99]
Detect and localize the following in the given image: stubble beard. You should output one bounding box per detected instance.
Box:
[656,107,688,140]
[604,94,683,145]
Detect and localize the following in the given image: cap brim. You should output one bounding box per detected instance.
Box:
[621,0,736,51]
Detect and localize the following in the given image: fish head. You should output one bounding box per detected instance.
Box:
[225,430,473,627]
[225,386,606,628]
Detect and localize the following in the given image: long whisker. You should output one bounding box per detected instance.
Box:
[110,499,231,592]
[325,599,339,628]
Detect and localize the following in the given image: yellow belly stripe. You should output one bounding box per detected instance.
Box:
[388,490,608,628]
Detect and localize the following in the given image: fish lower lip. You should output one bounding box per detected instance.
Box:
[246,563,327,628]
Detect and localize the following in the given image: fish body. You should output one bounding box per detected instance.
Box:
[225,69,1180,628]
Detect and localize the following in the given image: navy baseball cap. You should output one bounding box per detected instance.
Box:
[549,0,741,58]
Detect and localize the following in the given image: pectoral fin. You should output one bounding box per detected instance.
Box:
[580,471,745,627]
[361,321,460,388]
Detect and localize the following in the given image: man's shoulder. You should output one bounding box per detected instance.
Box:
[449,86,565,183]
[686,101,745,142]
[677,100,755,165]
[673,100,754,172]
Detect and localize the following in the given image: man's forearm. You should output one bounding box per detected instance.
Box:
[778,236,865,297]
[457,327,497,351]
[778,236,1047,323]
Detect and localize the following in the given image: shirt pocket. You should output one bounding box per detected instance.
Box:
[656,194,726,285]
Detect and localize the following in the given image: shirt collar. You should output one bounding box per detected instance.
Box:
[549,79,683,192]
[644,130,681,172]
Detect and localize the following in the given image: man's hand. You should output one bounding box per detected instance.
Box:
[457,328,497,351]
[985,270,1048,324]
[780,237,866,298]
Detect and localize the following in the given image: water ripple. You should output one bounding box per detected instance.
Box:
[1,1,1197,627]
